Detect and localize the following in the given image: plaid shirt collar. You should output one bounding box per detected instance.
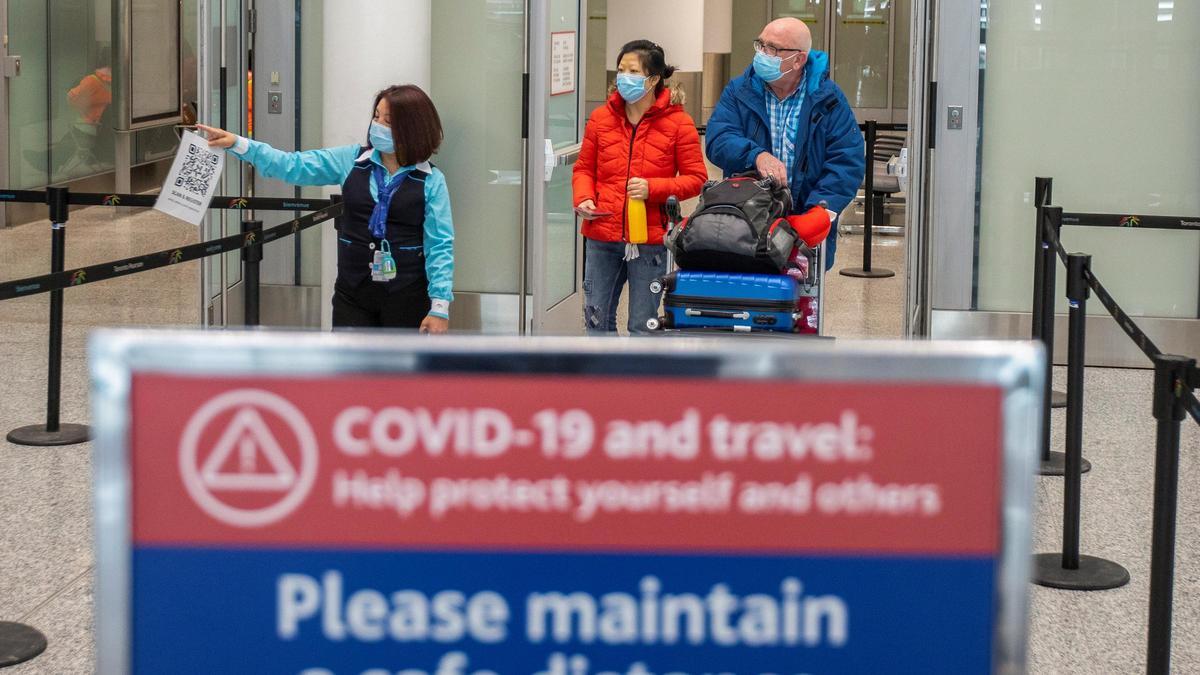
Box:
[765,80,807,174]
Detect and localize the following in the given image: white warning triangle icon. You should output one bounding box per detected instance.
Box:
[199,407,298,491]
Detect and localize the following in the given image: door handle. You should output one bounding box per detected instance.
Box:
[2,55,20,78]
[555,142,583,167]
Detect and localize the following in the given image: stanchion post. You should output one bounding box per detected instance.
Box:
[241,219,263,327]
[840,120,894,279]
[1032,253,1128,591]
[1032,178,1051,347]
[6,187,91,447]
[1037,207,1086,475]
[46,188,68,432]
[862,121,877,272]
[1035,178,1067,410]
[0,621,48,668]
[1031,206,1046,344]
[1146,354,1195,675]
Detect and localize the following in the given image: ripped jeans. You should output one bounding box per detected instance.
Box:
[583,238,668,335]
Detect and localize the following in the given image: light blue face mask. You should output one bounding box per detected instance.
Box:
[616,73,649,103]
[369,121,394,154]
[753,51,799,83]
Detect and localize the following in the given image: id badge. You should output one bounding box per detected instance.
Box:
[369,249,384,282]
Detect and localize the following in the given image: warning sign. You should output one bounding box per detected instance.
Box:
[95,333,1039,674]
[176,389,318,528]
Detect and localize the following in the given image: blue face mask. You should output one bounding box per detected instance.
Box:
[369,121,394,154]
[753,51,799,83]
[616,73,649,103]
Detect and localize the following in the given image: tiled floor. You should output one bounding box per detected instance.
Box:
[1,205,1198,673]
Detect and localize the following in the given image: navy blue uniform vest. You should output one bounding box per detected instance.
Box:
[337,150,428,293]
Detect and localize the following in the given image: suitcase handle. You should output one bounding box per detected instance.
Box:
[685,308,750,320]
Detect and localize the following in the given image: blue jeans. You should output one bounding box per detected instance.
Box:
[583,239,668,335]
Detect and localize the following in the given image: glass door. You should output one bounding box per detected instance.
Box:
[526,0,585,334]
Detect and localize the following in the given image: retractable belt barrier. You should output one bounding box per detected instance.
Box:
[0,204,341,301]
[0,188,332,212]
[1029,177,1199,675]
[2,185,343,457]
[1062,212,1200,232]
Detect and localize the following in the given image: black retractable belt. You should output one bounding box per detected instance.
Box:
[0,202,343,302]
[6,187,91,447]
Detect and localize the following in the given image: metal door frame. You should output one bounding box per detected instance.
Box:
[0,0,10,227]
[525,0,585,335]
[903,0,935,336]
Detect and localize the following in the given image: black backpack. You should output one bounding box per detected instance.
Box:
[667,173,798,274]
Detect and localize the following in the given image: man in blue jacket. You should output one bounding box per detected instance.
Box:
[706,17,865,270]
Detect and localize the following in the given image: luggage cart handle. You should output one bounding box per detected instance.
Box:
[685,308,751,320]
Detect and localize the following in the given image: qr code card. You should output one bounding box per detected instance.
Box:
[154,129,226,226]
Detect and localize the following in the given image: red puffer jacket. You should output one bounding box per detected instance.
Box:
[572,85,708,245]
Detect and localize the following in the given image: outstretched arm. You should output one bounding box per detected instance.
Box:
[198,123,360,187]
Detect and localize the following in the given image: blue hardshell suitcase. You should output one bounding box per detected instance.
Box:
[652,271,804,333]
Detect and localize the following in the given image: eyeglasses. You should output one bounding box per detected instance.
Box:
[753,39,805,57]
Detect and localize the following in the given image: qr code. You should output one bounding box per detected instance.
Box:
[173,142,220,195]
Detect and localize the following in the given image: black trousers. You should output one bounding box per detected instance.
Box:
[331,278,431,328]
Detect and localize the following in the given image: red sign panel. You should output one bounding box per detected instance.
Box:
[131,374,1002,555]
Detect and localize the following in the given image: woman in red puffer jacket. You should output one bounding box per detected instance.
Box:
[572,40,708,335]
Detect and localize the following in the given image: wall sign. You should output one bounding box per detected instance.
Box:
[551,31,577,96]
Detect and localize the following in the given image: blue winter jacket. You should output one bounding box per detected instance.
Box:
[705,51,865,269]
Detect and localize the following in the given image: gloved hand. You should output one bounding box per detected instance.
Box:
[786,205,832,248]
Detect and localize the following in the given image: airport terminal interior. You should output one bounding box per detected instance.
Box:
[0,0,1198,673]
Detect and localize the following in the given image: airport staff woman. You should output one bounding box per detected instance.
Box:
[198,84,453,333]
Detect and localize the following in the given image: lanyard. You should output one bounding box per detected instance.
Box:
[368,164,411,240]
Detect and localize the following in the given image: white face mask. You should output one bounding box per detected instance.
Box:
[369,121,394,153]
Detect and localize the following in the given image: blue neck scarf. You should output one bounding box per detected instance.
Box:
[368,163,410,239]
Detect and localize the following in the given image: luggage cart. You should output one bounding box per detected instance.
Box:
[646,197,825,336]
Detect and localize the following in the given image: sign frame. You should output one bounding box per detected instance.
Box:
[91,332,1041,674]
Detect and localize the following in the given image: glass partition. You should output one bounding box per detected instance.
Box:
[730,0,769,76]
[773,0,826,51]
[833,0,891,110]
[48,0,114,184]
[975,0,1200,318]
[8,0,189,189]
[892,0,909,111]
[8,1,48,189]
[430,0,526,295]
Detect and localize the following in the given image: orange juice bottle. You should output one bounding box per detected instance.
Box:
[627,197,648,244]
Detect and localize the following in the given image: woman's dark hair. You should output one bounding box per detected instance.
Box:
[616,40,676,93]
[370,84,443,165]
